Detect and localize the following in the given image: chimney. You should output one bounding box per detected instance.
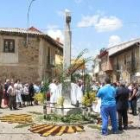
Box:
[56,37,60,42]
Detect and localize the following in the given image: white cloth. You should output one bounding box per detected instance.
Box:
[49,83,57,104]
[14,83,23,103]
[48,82,84,105]
[7,85,15,96]
[71,83,78,105]
[76,85,83,103]
[14,83,21,95]
[23,86,29,95]
[56,84,62,99]
[93,98,101,113]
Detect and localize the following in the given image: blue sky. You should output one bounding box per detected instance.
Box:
[0,0,140,64]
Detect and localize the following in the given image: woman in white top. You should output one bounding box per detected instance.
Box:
[14,80,23,108]
[7,82,17,110]
[49,79,57,107]
[23,83,29,106]
[77,80,84,105]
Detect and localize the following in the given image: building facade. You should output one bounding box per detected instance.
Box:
[110,42,140,83]
[0,27,63,82]
[93,38,140,83]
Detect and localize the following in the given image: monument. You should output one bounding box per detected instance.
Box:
[62,10,72,108]
[54,10,83,115]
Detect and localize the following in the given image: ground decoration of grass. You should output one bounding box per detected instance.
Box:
[0,114,33,124]
[0,112,101,137]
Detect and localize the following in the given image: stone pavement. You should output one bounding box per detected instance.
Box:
[0,105,140,140]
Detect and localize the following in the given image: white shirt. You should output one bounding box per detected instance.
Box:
[7,85,15,96]
[23,86,29,95]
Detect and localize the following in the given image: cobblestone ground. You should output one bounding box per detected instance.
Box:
[0,105,140,140]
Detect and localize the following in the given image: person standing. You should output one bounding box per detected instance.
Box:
[23,83,30,106]
[97,77,118,135]
[136,84,140,128]
[76,80,84,106]
[7,82,17,110]
[116,83,129,130]
[49,79,57,108]
[29,83,34,106]
[4,79,10,106]
[14,79,23,108]
[0,80,3,108]
[129,83,138,116]
[33,82,41,105]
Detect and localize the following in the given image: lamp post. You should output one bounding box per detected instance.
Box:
[26,0,36,46]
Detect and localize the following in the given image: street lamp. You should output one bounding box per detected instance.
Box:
[26,0,36,46]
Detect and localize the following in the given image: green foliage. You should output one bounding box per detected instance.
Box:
[82,91,96,107]
[41,82,49,93]
[84,74,92,94]
[52,49,92,83]
[43,113,93,124]
[71,73,82,83]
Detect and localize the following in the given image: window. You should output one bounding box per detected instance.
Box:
[47,47,51,64]
[124,55,126,65]
[3,39,15,53]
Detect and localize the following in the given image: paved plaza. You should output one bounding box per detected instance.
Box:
[0,105,140,140]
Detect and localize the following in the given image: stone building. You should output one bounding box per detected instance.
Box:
[110,39,140,83]
[0,27,63,82]
[93,38,140,83]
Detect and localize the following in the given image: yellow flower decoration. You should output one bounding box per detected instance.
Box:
[33,93,44,103]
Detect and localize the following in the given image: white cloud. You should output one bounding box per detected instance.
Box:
[95,16,122,32]
[77,15,99,27]
[47,25,58,30]
[108,35,121,47]
[77,15,123,32]
[47,25,64,43]
[57,10,64,17]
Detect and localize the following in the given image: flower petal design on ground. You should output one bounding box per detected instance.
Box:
[29,124,84,137]
[0,114,32,124]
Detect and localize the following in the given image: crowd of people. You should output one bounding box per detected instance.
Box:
[0,78,85,111]
[1,77,140,136]
[49,79,84,107]
[0,79,41,110]
[94,77,140,135]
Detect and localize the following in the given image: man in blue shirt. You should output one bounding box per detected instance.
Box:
[97,77,118,135]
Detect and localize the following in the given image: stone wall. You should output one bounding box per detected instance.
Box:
[0,65,39,82]
[0,35,40,82]
[0,34,63,82]
[18,38,39,64]
[111,45,140,83]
